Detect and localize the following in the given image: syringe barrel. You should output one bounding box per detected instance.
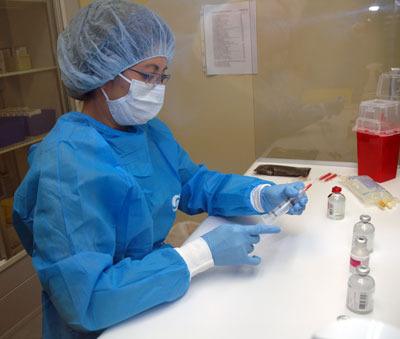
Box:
[271,200,292,217]
[261,186,310,224]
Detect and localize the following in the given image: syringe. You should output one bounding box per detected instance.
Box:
[262,183,312,224]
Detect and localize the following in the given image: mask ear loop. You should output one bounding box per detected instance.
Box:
[100,87,110,101]
[118,73,132,83]
[101,73,131,100]
[120,72,157,89]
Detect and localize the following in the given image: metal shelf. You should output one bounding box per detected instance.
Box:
[0,0,47,10]
[0,133,46,155]
[0,66,57,79]
[0,250,26,274]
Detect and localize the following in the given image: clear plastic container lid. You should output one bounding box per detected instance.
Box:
[353,99,400,136]
[377,68,400,100]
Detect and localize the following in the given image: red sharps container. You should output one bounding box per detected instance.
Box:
[354,99,400,183]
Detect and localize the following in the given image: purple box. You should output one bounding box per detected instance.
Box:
[24,109,56,136]
[0,117,26,148]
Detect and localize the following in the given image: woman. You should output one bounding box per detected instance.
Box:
[13,1,308,338]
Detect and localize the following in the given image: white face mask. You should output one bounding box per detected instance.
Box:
[101,74,165,126]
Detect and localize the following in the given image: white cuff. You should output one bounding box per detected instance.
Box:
[175,238,214,279]
[250,183,271,213]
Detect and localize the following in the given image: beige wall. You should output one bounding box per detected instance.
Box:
[155,1,257,174]
[76,0,399,167]
[78,0,257,175]
[253,0,400,161]
[77,0,258,227]
[75,0,399,227]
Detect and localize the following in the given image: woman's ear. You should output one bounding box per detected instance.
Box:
[101,76,129,100]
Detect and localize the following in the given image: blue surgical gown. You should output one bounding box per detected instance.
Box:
[13,112,267,338]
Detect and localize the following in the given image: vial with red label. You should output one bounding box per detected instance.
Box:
[350,236,369,273]
[327,186,345,220]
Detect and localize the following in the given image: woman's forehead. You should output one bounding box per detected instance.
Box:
[136,57,168,70]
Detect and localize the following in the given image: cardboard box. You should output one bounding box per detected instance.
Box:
[0,207,22,259]
[0,181,4,200]
[4,224,23,258]
[1,48,13,72]
[0,153,21,198]
[0,50,6,74]
[0,116,26,147]
[1,47,31,72]
[0,198,13,224]
[22,109,56,136]
[0,210,7,260]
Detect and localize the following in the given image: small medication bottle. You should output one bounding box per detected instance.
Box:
[353,215,375,253]
[350,236,369,273]
[346,265,375,314]
[327,186,345,220]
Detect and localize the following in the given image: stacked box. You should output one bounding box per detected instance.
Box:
[0,199,22,259]
[14,47,31,71]
[0,153,20,199]
[1,198,13,223]
[0,107,56,143]
[0,107,56,147]
[0,215,6,260]
[0,50,6,74]
[24,109,56,136]
[0,117,26,147]
[0,198,23,258]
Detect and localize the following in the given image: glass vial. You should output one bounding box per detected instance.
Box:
[346,265,375,314]
[350,236,369,273]
[327,186,345,220]
[353,215,375,253]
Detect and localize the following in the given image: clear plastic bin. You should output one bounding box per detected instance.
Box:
[377,68,400,100]
[354,99,400,136]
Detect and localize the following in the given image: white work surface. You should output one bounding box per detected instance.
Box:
[101,159,400,339]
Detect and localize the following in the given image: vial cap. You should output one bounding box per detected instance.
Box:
[332,186,342,193]
[360,215,371,223]
[356,265,370,276]
[356,236,367,245]
[337,315,351,321]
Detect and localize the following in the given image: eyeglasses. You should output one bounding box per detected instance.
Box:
[128,68,171,85]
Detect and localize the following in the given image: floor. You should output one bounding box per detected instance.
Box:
[2,312,41,339]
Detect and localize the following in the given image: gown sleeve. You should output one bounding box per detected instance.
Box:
[176,141,271,217]
[13,140,190,333]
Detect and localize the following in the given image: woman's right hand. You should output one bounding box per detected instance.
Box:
[201,224,281,266]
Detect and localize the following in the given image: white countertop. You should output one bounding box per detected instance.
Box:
[101,159,400,339]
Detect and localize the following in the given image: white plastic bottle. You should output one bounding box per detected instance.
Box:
[346,265,375,314]
[350,236,369,273]
[353,215,375,253]
[327,186,345,220]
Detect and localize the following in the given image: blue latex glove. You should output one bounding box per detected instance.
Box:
[202,224,281,266]
[260,182,308,215]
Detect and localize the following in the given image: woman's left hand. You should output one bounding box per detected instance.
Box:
[260,182,309,215]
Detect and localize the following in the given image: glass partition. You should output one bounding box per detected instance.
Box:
[253,0,400,161]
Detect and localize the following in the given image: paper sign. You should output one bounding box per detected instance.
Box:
[202,1,257,75]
